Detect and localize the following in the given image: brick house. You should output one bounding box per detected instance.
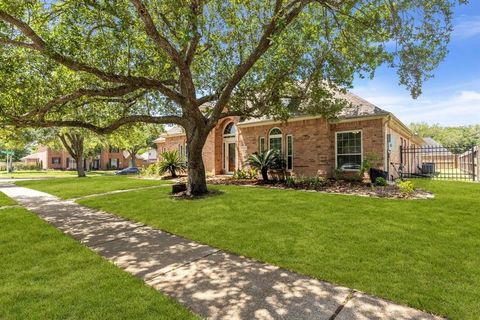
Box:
[21,146,145,170]
[156,91,423,180]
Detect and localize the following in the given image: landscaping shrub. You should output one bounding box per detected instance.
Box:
[284,176,326,190]
[233,169,249,179]
[157,150,186,178]
[232,168,257,180]
[247,149,284,182]
[398,180,415,195]
[141,162,160,176]
[333,168,343,181]
[375,177,388,186]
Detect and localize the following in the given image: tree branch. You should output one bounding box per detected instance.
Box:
[129,1,198,104]
[209,0,307,125]
[129,0,183,66]
[0,9,185,104]
[184,0,203,66]
[58,133,78,159]
[27,85,141,118]
[10,114,185,135]
[0,37,35,49]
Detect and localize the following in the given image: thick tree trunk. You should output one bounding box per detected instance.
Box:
[75,155,86,178]
[58,132,86,178]
[185,126,209,196]
[129,151,137,167]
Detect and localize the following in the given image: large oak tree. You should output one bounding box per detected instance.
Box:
[0,0,465,195]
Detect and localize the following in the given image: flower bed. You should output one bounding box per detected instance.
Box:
[208,177,434,199]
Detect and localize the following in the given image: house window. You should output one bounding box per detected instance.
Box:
[51,157,61,164]
[179,144,186,161]
[109,158,119,169]
[269,128,282,153]
[336,131,362,171]
[259,137,265,153]
[223,122,236,137]
[286,135,293,171]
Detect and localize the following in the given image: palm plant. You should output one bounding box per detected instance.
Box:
[247,149,283,182]
[158,150,186,178]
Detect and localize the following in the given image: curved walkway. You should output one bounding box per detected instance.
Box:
[0,182,443,320]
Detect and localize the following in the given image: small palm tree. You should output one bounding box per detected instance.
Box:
[247,149,282,182]
[158,150,186,178]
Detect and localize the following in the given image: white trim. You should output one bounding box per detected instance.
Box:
[223,122,236,138]
[259,136,265,153]
[237,114,389,128]
[335,130,363,171]
[223,137,237,174]
[286,134,293,171]
[268,127,283,153]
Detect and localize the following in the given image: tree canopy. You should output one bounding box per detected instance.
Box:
[410,122,480,147]
[0,0,466,194]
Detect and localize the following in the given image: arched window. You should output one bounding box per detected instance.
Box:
[269,127,282,153]
[223,122,236,137]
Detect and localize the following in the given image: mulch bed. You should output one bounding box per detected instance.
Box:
[208,178,434,200]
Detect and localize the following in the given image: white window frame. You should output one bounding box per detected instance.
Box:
[259,137,265,153]
[335,130,363,171]
[286,135,293,171]
[268,127,283,154]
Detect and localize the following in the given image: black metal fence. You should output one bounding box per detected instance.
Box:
[400,145,478,181]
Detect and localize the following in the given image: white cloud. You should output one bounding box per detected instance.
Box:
[452,15,480,39]
[351,86,480,126]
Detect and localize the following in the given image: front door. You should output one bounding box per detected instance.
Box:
[224,140,236,174]
[228,142,236,173]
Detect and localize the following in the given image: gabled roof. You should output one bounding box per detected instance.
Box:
[21,152,41,161]
[421,137,453,155]
[239,91,389,125]
[422,137,442,147]
[336,91,389,118]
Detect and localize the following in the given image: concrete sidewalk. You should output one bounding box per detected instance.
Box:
[0,183,443,320]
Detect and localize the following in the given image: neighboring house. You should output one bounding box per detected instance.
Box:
[155,91,423,180]
[139,149,158,164]
[21,146,145,170]
[20,152,43,166]
[421,137,457,171]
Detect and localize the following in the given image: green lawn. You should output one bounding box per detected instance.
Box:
[0,207,197,320]
[0,192,16,207]
[16,176,170,199]
[73,180,480,320]
[0,170,111,179]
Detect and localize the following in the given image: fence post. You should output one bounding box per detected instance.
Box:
[476,146,479,182]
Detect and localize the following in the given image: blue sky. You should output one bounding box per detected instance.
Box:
[352,2,480,127]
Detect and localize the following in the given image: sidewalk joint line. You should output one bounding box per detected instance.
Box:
[146,249,222,281]
[328,289,356,320]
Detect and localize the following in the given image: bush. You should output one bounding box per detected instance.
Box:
[284,176,326,190]
[375,177,387,186]
[233,169,248,179]
[233,168,258,180]
[398,180,415,195]
[141,162,160,176]
[246,149,284,182]
[157,150,186,178]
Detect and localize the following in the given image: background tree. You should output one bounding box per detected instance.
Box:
[40,128,103,177]
[0,0,466,195]
[410,123,480,147]
[0,126,34,171]
[108,124,162,167]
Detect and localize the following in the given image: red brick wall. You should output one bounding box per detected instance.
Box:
[155,117,396,178]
